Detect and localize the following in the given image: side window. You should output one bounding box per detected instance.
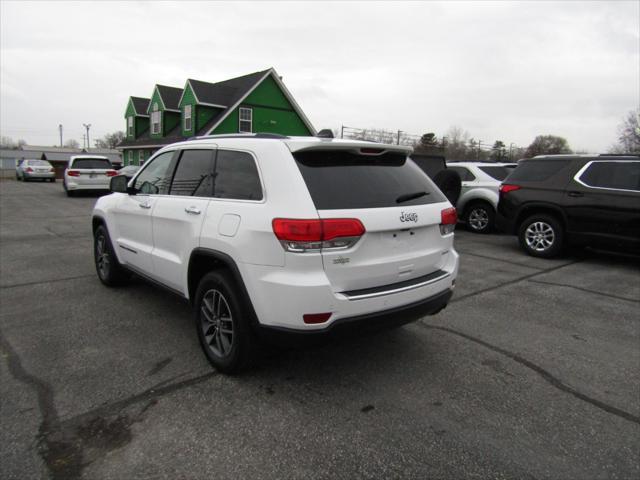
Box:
[448,166,476,181]
[134,151,176,195]
[170,149,215,197]
[578,161,640,192]
[213,150,263,200]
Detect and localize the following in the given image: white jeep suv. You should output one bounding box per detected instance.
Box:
[92,134,459,372]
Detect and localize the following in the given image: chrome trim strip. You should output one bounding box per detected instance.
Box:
[343,272,450,301]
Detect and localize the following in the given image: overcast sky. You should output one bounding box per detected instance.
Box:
[1,1,638,152]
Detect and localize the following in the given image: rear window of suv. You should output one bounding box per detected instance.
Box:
[72,158,112,169]
[294,150,446,209]
[506,159,571,182]
[478,166,510,181]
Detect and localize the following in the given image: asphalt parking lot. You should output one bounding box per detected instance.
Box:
[1,178,639,480]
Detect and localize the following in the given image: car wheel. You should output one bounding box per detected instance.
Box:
[195,271,256,373]
[94,225,130,286]
[518,214,564,258]
[464,202,495,234]
[50,178,56,183]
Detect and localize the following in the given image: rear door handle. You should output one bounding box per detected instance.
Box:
[185,206,201,215]
[568,191,584,198]
[139,202,152,209]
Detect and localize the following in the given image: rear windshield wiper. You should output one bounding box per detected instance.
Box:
[396,191,429,203]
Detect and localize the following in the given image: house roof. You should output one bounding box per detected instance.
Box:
[186,69,270,108]
[131,97,150,116]
[156,85,183,111]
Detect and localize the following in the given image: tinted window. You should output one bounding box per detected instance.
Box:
[448,166,476,181]
[170,150,215,197]
[479,166,510,181]
[213,150,262,200]
[294,150,446,210]
[579,161,640,192]
[506,160,571,182]
[72,158,112,169]
[134,151,175,194]
[27,160,49,166]
[410,155,446,178]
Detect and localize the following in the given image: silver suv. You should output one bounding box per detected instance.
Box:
[446,162,516,233]
[92,134,460,372]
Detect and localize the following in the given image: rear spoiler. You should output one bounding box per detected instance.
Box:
[287,141,413,156]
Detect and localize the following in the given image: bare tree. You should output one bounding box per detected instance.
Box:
[0,136,27,149]
[64,139,80,149]
[94,131,125,149]
[524,135,572,158]
[609,109,640,154]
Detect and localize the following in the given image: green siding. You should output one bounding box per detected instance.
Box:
[197,106,222,131]
[124,98,136,118]
[212,75,311,135]
[179,83,197,108]
[244,75,291,109]
[164,111,180,135]
[135,117,149,137]
[212,106,310,136]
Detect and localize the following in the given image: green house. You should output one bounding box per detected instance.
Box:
[118,68,316,165]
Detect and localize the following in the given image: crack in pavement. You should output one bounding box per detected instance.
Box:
[418,324,640,425]
[451,259,581,304]
[527,279,640,304]
[0,274,96,290]
[0,323,216,479]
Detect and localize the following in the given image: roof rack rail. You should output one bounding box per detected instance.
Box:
[188,133,289,141]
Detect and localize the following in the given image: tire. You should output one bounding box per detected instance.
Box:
[94,225,130,286]
[194,271,256,373]
[50,178,56,183]
[433,169,462,205]
[518,214,564,258]
[66,189,75,197]
[464,202,495,234]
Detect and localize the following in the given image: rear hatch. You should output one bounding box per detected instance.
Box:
[292,147,452,294]
[70,158,114,184]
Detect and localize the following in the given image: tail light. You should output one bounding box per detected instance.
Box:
[500,184,520,195]
[67,170,80,177]
[25,167,33,173]
[272,218,365,252]
[303,313,332,324]
[106,170,118,177]
[440,207,457,235]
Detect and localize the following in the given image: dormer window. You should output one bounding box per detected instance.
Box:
[151,102,161,134]
[127,116,133,136]
[239,107,252,133]
[184,105,192,131]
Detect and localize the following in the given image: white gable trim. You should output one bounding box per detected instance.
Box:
[204,69,315,135]
[147,86,166,114]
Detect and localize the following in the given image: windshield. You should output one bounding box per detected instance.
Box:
[72,158,112,169]
[294,150,446,209]
[26,160,50,166]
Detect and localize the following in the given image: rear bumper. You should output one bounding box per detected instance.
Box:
[24,172,55,179]
[65,180,110,190]
[255,288,453,346]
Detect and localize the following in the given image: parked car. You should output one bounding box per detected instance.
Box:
[446,162,516,233]
[117,165,140,177]
[16,159,56,182]
[63,155,117,197]
[92,134,460,373]
[497,154,640,258]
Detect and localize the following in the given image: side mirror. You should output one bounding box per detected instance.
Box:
[110,175,130,194]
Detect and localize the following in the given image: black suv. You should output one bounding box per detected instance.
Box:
[496,155,640,258]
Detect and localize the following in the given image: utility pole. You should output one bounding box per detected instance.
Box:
[477,140,482,160]
[509,143,515,161]
[397,130,402,145]
[82,134,86,149]
[340,125,344,139]
[83,123,91,150]
[58,124,63,147]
